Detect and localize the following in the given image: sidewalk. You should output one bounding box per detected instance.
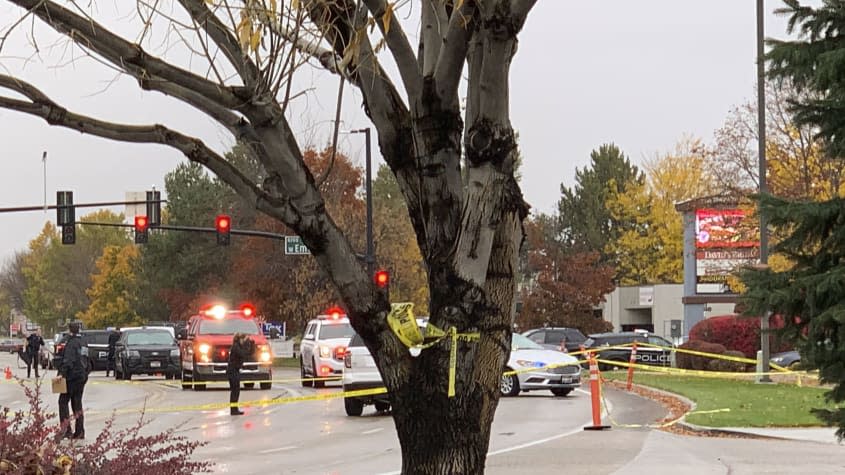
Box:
[711,426,842,445]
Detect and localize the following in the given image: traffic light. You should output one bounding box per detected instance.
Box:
[57,191,75,245]
[134,215,149,244]
[215,214,231,245]
[146,190,161,227]
[374,269,390,300]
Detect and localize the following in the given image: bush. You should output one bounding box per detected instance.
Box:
[676,340,727,370]
[689,314,790,358]
[707,350,752,372]
[0,380,211,474]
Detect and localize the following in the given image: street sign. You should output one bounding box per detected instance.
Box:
[285,236,310,255]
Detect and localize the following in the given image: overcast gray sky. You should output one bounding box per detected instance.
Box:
[0,1,802,263]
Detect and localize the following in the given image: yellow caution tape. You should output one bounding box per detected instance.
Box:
[596,358,811,379]
[386,302,480,397]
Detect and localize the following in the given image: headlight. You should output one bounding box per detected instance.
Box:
[127,350,140,357]
[170,349,180,357]
[260,351,271,362]
[319,346,331,358]
[516,360,545,368]
[198,343,211,355]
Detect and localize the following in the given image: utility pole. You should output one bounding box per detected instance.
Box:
[42,151,47,214]
[351,128,375,277]
[756,0,772,383]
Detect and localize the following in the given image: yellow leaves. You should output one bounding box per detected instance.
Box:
[292,0,300,10]
[237,11,252,51]
[382,2,395,35]
[270,0,277,16]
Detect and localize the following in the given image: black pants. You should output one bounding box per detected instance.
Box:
[228,371,241,412]
[58,380,85,436]
[25,353,38,378]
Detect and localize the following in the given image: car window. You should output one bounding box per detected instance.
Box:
[565,329,587,342]
[198,319,260,335]
[527,332,544,344]
[349,334,365,347]
[648,336,671,347]
[126,331,176,345]
[318,322,354,340]
[512,333,544,351]
[304,323,314,338]
[544,330,566,345]
[84,332,110,345]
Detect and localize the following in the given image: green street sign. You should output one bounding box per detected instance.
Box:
[285,236,310,255]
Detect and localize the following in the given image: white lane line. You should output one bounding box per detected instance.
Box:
[362,428,384,435]
[258,446,298,454]
[375,419,593,475]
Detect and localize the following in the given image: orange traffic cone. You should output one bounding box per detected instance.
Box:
[584,352,610,431]
[626,341,638,391]
[4,366,11,380]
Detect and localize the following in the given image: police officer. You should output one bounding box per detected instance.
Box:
[25,329,45,378]
[227,333,255,416]
[105,329,120,378]
[58,322,88,439]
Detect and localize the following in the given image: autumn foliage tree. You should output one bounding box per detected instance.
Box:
[79,245,143,329]
[519,215,614,334]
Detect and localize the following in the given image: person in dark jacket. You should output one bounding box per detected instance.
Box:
[25,330,45,378]
[57,322,88,439]
[227,333,255,416]
[105,330,120,378]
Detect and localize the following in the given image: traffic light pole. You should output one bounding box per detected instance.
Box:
[79,221,289,240]
[351,128,375,277]
[0,199,166,214]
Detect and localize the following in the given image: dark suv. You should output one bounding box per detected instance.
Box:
[522,327,588,353]
[584,331,675,370]
[114,328,180,380]
[53,330,112,371]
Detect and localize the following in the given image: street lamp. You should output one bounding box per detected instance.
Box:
[348,128,375,277]
[756,0,772,383]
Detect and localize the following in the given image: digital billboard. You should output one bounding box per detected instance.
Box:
[694,208,760,294]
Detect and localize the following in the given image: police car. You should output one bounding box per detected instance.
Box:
[583,330,675,370]
[299,307,355,388]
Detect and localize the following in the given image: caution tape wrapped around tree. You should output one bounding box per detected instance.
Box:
[386,302,479,397]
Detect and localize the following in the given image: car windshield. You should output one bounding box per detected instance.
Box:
[198,319,260,335]
[127,331,175,345]
[512,333,544,351]
[319,322,354,339]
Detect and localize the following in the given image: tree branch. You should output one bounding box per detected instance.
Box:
[0,74,281,221]
[434,0,476,105]
[176,0,261,88]
[9,0,246,110]
[420,0,448,77]
[361,0,422,100]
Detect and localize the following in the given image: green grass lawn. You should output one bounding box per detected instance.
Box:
[606,372,839,427]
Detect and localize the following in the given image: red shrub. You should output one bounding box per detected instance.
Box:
[676,340,727,370]
[689,314,790,358]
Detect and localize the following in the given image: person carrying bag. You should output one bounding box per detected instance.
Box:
[57,322,88,440]
[227,333,256,416]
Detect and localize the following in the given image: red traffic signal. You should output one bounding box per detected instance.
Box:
[374,269,389,288]
[134,215,149,244]
[215,214,231,245]
[135,215,149,232]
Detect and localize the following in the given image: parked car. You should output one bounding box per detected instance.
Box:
[53,330,111,371]
[114,328,181,380]
[522,327,588,353]
[770,350,800,369]
[501,333,582,397]
[583,330,674,370]
[300,310,355,388]
[0,338,24,354]
[341,329,582,416]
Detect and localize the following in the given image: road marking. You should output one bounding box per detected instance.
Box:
[362,428,384,435]
[375,419,593,475]
[258,446,297,454]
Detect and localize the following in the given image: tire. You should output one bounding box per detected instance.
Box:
[374,401,390,412]
[260,382,272,390]
[244,382,255,389]
[312,359,325,388]
[788,361,801,370]
[500,370,520,397]
[181,370,191,390]
[300,359,312,387]
[551,388,572,397]
[123,364,132,381]
[344,397,364,417]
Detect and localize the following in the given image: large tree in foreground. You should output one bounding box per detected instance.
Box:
[0,0,537,471]
[742,0,845,439]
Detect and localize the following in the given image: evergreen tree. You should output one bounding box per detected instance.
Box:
[740,195,845,438]
[767,0,845,158]
[745,0,845,438]
[557,143,644,266]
